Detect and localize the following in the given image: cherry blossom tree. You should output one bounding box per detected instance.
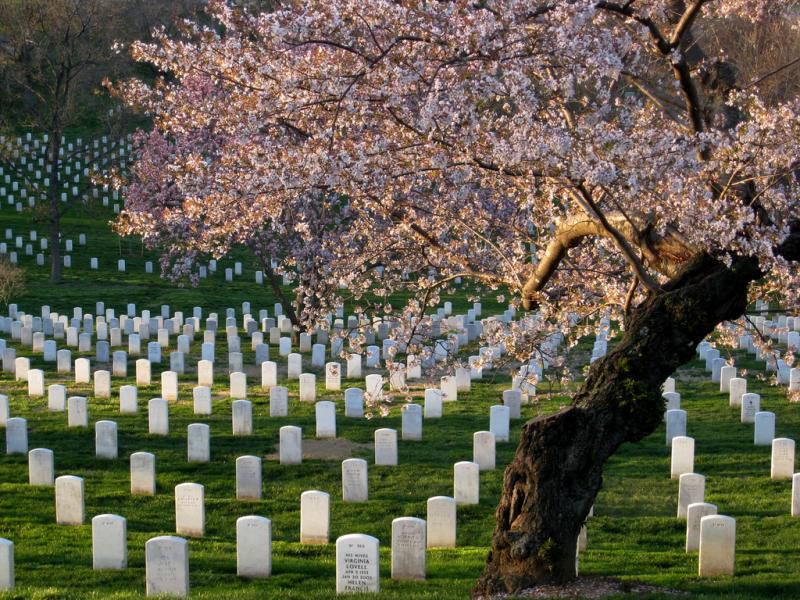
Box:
[112,0,800,594]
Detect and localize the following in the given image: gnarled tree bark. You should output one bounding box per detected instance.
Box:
[474,251,772,596]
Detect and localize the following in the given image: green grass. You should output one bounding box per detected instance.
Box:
[0,209,799,599]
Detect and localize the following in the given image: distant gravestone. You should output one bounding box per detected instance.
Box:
[161,371,178,402]
[344,388,364,418]
[729,378,747,408]
[131,451,156,495]
[145,536,189,598]
[187,424,210,463]
[149,398,169,436]
[670,436,695,479]
[5,418,27,454]
[270,386,288,417]
[426,496,456,548]
[300,490,330,544]
[665,409,687,446]
[236,455,263,500]
[401,404,422,441]
[95,420,118,459]
[336,534,380,594]
[55,475,85,525]
[120,385,138,414]
[792,473,800,518]
[342,458,368,502]
[274,424,302,464]
[771,438,795,479]
[454,461,479,505]
[0,538,13,591]
[754,412,775,446]
[316,401,336,439]
[67,396,88,428]
[232,399,253,436]
[374,429,398,466]
[174,483,205,537]
[473,431,496,473]
[193,386,212,415]
[48,383,67,412]
[424,389,443,418]
[299,373,316,402]
[92,514,127,570]
[391,517,426,581]
[237,515,271,578]
[686,502,717,552]
[28,448,54,486]
[677,473,705,519]
[489,405,510,442]
[740,393,760,424]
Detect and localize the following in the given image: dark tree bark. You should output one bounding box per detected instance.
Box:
[474,252,770,596]
[47,131,62,282]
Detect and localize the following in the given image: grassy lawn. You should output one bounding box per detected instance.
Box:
[0,209,798,599]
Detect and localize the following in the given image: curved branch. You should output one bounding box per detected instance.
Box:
[520,212,696,310]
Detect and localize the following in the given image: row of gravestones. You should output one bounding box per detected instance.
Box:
[0,133,130,211]
[0,520,439,596]
[659,332,800,576]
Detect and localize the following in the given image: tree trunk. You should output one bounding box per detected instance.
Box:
[474,253,762,596]
[48,132,62,282]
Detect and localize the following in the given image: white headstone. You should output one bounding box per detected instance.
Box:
[95,420,118,459]
[391,517,426,581]
[187,423,210,463]
[67,396,88,427]
[5,418,27,454]
[739,392,760,424]
[426,496,456,548]
[473,431,496,471]
[192,386,212,415]
[677,472,705,519]
[686,502,717,552]
[232,399,253,436]
[161,371,178,402]
[771,438,795,479]
[279,425,302,465]
[120,385,138,414]
[489,405,510,442]
[698,515,736,576]
[344,388,364,418]
[299,373,317,403]
[316,401,336,439]
[92,514,127,570]
[300,490,330,544]
[342,458,368,502]
[454,461,479,505]
[0,538,12,591]
[149,398,169,435]
[174,483,205,537]
[374,428,398,466]
[269,386,288,417]
[131,451,156,495]
[665,409,687,446]
[424,389,443,418]
[28,447,54,486]
[55,475,85,525]
[401,404,422,441]
[145,536,189,598]
[236,455,263,500]
[729,378,746,408]
[671,436,695,479]
[236,515,271,578]
[336,534,380,594]
[754,411,775,446]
